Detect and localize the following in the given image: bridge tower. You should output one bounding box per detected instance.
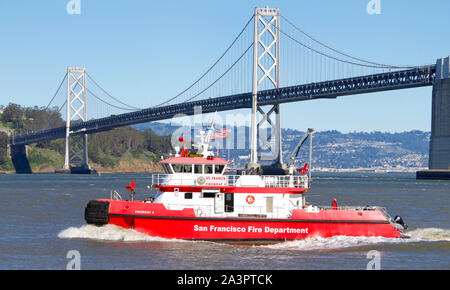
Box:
[62,67,92,173]
[417,56,450,179]
[429,56,450,170]
[248,6,285,174]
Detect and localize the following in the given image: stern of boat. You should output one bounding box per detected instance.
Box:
[84,200,110,226]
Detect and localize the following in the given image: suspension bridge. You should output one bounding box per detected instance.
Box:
[8,7,449,176]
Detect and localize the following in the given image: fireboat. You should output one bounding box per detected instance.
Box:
[84,123,408,243]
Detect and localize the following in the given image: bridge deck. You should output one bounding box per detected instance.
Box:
[10,66,435,146]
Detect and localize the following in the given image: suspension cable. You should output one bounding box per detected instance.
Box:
[275,23,417,69]
[57,100,67,114]
[86,88,136,111]
[153,14,255,107]
[86,73,142,110]
[280,14,423,69]
[65,15,254,112]
[182,43,253,103]
[44,72,68,111]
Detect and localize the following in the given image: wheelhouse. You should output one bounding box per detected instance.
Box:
[160,156,229,175]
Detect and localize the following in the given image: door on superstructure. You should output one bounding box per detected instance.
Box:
[266,197,274,214]
[224,193,234,213]
[214,192,224,214]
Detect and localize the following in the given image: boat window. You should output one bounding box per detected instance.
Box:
[182,164,193,173]
[154,192,162,200]
[214,164,225,174]
[185,192,192,199]
[172,164,182,173]
[194,164,203,174]
[162,163,172,173]
[202,192,216,198]
[204,164,213,174]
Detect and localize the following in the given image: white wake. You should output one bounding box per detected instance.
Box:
[406,227,450,241]
[57,224,185,243]
[264,228,450,251]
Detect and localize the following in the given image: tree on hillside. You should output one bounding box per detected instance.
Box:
[0,132,9,168]
[1,103,23,128]
[85,126,172,167]
[24,106,64,131]
[143,130,171,154]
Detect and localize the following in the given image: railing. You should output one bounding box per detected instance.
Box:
[152,174,309,188]
[316,205,394,223]
[262,175,307,188]
[317,205,386,211]
[110,190,123,201]
[152,174,196,186]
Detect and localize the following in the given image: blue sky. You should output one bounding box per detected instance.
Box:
[0,0,449,132]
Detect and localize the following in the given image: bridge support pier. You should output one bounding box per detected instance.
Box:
[10,144,32,174]
[417,56,450,179]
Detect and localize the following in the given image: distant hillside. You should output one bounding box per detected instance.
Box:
[283,129,429,170]
[133,122,430,170]
[133,122,180,136]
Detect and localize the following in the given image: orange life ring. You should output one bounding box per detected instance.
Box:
[246,195,255,205]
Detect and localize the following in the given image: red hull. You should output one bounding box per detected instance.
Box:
[90,199,402,242]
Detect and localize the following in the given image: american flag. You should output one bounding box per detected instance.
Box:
[211,128,231,140]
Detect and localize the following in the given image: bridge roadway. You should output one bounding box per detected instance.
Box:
[10,65,435,146]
